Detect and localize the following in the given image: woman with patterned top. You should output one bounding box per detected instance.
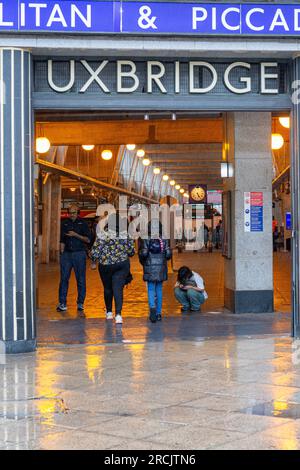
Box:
[90,213,135,324]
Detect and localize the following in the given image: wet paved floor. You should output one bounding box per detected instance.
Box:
[1,335,300,450]
[0,252,296,450]
[37,251,291,345]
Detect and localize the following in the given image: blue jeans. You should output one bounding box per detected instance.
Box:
[59,251,87,305]
[174,287,205,311]
[147,281,163,315]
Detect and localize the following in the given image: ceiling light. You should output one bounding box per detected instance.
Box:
[70,187,76,192]
[82,145,95,151]
[126,144,136,151]
[153,167,161,175]
[271,133,284,150]
[162,174,169,181]
[175,184,181,190]
[180,188,185,194]
[142,158,151,166]
[170,180,176,186]
[101,149,113,160]
[183,193,189,198]
[279,117,290,129]
[36,137,51,154]
[137,149,145,158]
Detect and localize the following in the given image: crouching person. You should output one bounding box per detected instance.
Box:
[174,266,208,312]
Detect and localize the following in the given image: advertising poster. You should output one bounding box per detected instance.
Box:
[286,212,292,231]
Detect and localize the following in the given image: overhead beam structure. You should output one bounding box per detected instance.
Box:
[36,119,223,146]
[37,159,159,204]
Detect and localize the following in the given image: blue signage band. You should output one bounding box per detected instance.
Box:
[1,1,300,35]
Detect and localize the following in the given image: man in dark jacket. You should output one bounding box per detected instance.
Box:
[57,204,91,314]
[138,220,172,323]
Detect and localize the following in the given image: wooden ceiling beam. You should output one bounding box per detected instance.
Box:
[175,179,223,182]
[146,145,222,153]
[36,118,223,145]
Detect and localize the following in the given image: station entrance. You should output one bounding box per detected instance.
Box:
[2,49,298,352]
[34,112,292,339]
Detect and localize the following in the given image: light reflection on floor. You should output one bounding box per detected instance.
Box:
[38,252,292,319]
[0,336,300,449]
[0,252,294,449]
[36,252,291,346]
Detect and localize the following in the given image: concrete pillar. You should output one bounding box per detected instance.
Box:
[291,58,300,337]
[224,112,274,313]
[0,49,36,353]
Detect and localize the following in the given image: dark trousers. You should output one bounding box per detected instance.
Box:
[59,251,87,305]
[98,260,130,316]
[174,287,205,311]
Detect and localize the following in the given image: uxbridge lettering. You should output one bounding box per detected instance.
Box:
[45,59,280,95]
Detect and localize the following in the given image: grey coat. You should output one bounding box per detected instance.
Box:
[138,239,172,282]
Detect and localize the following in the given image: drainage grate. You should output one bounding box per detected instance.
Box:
[240,401,300,420]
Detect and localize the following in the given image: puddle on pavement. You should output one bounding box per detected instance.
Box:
[241,401,300,419]
[0,397,69,420]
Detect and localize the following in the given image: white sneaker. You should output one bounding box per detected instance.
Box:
[106,311,114,320]
[115,314,123,324]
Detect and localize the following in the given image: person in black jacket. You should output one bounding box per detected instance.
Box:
[58,204,91,314]
[139,220,172,323]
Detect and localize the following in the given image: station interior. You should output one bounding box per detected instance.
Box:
[34,112,291,327]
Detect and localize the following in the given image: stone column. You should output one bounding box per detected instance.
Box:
[291,58,300,337]
[0,49,36,353]
[224,112,273,313]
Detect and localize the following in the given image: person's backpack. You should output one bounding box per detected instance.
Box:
[149,238,164,254]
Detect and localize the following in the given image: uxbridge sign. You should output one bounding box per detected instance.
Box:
[2,1,300,35]
[44,59,281,95]
[33,58,289,111]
